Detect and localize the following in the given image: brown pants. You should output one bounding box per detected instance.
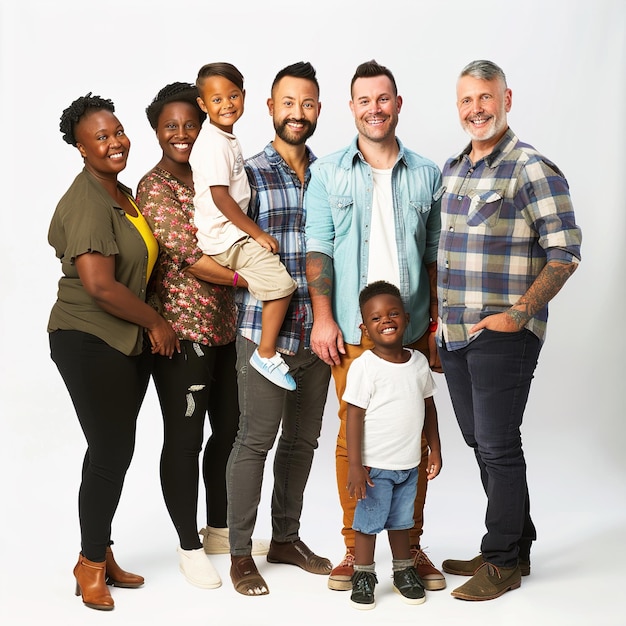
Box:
[333,330,430,551]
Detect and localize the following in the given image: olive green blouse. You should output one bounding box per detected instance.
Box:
[48,169,153,356]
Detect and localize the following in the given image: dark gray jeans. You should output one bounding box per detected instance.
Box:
[227,335,331,556]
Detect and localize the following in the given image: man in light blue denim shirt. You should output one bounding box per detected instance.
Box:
[304,60,445,594]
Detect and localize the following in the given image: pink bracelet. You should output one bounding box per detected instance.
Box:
[233,272,239,287]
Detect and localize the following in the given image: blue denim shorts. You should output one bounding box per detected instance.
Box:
[352,466,418,535]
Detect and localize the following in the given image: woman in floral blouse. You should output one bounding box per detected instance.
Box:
[137,83,265,590]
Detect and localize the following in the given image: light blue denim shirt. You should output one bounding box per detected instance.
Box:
[305,136,443,345]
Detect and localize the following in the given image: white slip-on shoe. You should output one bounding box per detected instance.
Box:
[177,546,222,589]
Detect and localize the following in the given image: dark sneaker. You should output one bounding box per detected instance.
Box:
[411,547,446,590]
[350,570,377,610]
[328,551,354,591]
[451,562,521,601]
[443,554,530,577]
[393,566,426,605]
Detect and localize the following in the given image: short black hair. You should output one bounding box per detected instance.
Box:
[145,82,206,130]
[359,280,403,312]
[350,59,397,97]
[59,93,115,146]
[271,61,319,95]
[196,62,244,91]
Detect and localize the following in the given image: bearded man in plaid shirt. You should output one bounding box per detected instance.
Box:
[437,59,582,602]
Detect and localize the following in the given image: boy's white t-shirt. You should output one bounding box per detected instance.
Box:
[189,121,251,255]
[342,349,436,470]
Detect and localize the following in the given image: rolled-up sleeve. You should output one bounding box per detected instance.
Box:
[518,158,582,264]
[304,161,336,258]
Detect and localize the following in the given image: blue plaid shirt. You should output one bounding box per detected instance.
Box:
[237,143,315,355]
[438,128,582,350]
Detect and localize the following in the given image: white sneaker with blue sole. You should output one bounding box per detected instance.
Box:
[250,349,296,391]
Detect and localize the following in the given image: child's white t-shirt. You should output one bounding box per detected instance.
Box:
[189,121,251,255]
[342,349,436,470]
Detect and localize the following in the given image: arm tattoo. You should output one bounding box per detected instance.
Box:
[509,261,577,327]
[306,252,334,297]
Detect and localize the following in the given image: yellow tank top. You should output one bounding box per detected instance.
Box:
[124,197,158,282]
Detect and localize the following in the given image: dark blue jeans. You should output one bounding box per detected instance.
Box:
[227,335,331,555]
[439,329,540,567]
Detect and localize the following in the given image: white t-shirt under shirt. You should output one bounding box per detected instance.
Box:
[342,349,436,470]
[189,121,251,255]
[366,167,400,288]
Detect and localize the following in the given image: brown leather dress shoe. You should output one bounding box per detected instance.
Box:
[230,555,269,596]
[266,539,332,574]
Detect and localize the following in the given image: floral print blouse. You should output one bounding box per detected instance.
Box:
[136,167,237,347]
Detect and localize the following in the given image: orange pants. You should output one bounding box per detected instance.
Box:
[333,331,430,551]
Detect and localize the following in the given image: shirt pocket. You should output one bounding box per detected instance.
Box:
[466,189,504,228]
[329,194,354,238]
[404,200,432,241]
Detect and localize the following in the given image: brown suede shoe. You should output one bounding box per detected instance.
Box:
[451,562,521,601]
[266,539,332,575]
[411,547,446,590]
[443,554,530,577]
[328,551,354,591]
[442,554,484,576]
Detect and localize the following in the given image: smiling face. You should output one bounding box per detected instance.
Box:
[360,292,409,350]
[156,101,201,168]
[197,75,245,133]
[74,108,130,178]
[457,74,512,153]
[270,75,320,146]
[349,75,402,145]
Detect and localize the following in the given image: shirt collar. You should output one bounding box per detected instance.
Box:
[263,142,316,180]
[347,135,407,167]
[450,127,519,168]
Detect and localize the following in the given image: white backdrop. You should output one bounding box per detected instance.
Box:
[1,1,624,624]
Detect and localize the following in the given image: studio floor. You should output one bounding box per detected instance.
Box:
[2,385,625,626]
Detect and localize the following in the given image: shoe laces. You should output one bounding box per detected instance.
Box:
[340,552,355,567]
[475,561,503,579]
[411,547,435,567]
[352,570,377,593]
[394,566,424,590]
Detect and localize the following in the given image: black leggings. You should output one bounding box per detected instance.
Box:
[50,330,152,562]
[152,340,239,549]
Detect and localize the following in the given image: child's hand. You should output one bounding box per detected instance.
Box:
[347,465,374,501]
[255,232,280,254]
[426,450,442,480]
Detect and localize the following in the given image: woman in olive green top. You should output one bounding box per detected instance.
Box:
[48,93,179,612]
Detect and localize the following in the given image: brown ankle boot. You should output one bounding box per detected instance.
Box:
[74,553,114,610]
[105,546,144,588]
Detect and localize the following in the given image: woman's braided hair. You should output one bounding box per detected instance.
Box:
[59,93,115,146]
[145,82,206,130]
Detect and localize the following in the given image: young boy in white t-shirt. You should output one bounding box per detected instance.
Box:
[190,62,297,391]
[344,280,442,610]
